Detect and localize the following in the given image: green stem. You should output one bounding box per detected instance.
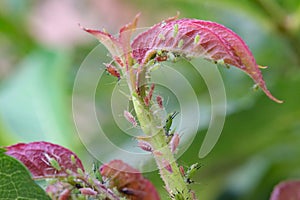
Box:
[130,93,194,199]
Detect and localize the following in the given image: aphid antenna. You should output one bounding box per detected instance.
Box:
[124,124,140,132]
[103,81,122,86]
[117,88,132,100]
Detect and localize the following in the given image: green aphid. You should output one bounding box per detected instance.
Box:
[177,39,184,48]
[184,163,201,184]
[92,161,102,181]
[70,155,76,165]
[77,168,84,176]
[157,49,163,56]
[158,33,165,40]
[252,83,260,91]
[164,111,179,136]
[167,52,177,62]
[194,34,200,45]
[44,153,61,171]
[132,63,140,69]
[173,24,179,38]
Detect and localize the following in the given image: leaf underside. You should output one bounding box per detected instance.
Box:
[5,141,84,179]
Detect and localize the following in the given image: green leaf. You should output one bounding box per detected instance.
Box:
[0,151,50,200]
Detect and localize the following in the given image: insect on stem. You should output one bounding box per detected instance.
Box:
[137,140,153,152]
[170,133,180,153]
[124,110,138,127]
[104,63,121,81]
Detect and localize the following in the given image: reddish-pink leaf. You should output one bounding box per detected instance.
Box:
[131,17,283,103]
[5,141,84,179]
[100,160,160,200]
[81,13,140,69]
[270,180,300,200]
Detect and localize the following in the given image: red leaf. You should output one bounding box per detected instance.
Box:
[270,180,300,200]
[131,17,283,103]
[81,13,140,69]
[5,141,84,179]
[100,160,160,200]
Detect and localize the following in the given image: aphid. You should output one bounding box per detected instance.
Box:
[194,34,200,45]
[77,168,85,176]
[156,55,168,62]
[184,163,201,184]
[162,159,173,173]
[153,150,163,156]
[177,39,184,48]
[156,95,163,109]
[252,83,260,91]
[43,153,61,171]
[124,110,137,127]
[144,96,150,106]
[173,24,179,38]
[157,49,163,56]
[92,161,102,181]
[164,111,179,136]
[59,189,71,200]
[113,56,124,67]
[70,155,76,165]
[137,140,153,152]
[170,133,180,153]
[148,84,155,100]
[104,63,121,80]
[158,33,165,40]
[143,83,155,107]
[191,190,197,200]
[179,166,185,177]
[79,188,98,196]
[167,52,177,62]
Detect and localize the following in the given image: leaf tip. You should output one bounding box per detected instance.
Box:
[260,86,284,103]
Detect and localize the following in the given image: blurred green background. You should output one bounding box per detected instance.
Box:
[1,0,300,199]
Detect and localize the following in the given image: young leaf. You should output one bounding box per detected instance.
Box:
[81,13,140,68]
[5,141,84,179]
[0,150,51,199]
[131,17,282,103]
[270,180,300,200]
[100,160,160,200]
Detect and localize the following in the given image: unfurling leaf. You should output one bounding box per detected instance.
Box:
[5,141,84,179]
[81,13,140,69]
[100,160,160,200]
[131,17,283,103]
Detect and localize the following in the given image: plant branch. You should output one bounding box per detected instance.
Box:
[129,84,194,199]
